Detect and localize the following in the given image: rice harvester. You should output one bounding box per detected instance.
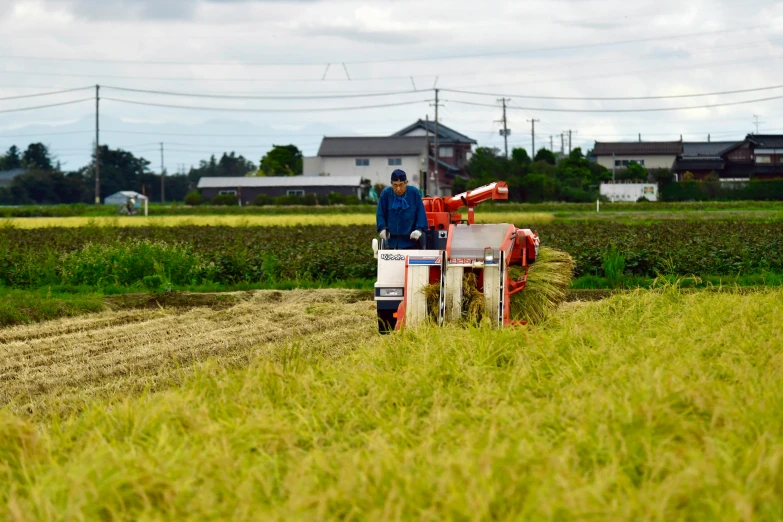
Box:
[372,181,540,333]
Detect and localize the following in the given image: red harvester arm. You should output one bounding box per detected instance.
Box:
[423,181,509,228]
[443,181,509,212]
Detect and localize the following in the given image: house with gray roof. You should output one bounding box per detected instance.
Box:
[592,141,683,171]
[672,135,783,180]
[304,136,428,193]
[0,168,25,188]
[392,119,477,194]
[303,120,477,197]
[197,175,365,205]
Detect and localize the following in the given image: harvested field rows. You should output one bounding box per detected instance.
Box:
[0,289,376,416]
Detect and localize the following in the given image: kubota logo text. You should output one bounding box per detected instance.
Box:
[381,254,406,261]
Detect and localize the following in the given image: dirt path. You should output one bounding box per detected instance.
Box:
[0,289,377,416]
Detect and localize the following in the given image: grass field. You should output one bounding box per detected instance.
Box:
[0,212,556,228]
[1,287,782,519]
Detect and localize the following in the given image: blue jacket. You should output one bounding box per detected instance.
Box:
[376,186,428,249]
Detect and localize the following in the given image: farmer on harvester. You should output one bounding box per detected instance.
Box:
[376,169,428,250]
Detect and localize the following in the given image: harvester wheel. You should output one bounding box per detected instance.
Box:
[377,309,397,334]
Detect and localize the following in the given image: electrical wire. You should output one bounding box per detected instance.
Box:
[441,83,783,102]
[101,85,421,100]
[0,86,93,101]
[0,98,93,114]
[447,93,783,113]
[102,97,431,112]
[0,25,764,66]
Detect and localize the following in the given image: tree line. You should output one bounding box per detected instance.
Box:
[0,143,304,205]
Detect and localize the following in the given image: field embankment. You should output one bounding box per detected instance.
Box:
[0,288,781,519]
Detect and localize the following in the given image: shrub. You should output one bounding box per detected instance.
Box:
[602,248,627,288]
[343,195,361,205]
[303,194,318,206]
[60,240,215,288]
[327,192,345,205]
[211,194,238,206]
[253,194,271,206]
[273,195,302,206]
[184,192,202,206]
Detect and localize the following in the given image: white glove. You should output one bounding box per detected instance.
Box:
[379,230,388,240]
[410,230,422,241]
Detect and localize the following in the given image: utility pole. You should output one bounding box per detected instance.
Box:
[431,89,442,195]
[496,98,511,159]
[424,114,430,196]
[753,114,763,134]
[94,84,100,204]
[160,142,165,203]
[550,135,554,151]
[527,119,539,158]
[568,129,572,154]
[560,133,564,155]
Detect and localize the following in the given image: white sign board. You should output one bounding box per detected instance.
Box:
[599,183,658,202]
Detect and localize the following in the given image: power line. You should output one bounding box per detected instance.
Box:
[0,25,764,67]
[102,97,431,112]
[447,93,783,113]
[441,83,783,102]
[0,86,93,101]
[101,85,421,100]
[0,98,93,114]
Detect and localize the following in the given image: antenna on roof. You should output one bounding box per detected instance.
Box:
[410,76,417,91]
[321,63,331,81]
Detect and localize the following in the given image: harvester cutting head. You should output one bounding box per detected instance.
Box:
[373,181,540,333]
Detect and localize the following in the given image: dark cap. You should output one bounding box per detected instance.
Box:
[390,169,407,182]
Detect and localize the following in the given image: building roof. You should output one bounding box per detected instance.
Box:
[0,168,25,183]
[673,158,725,171]
[392,119,477,144]
[105,191,149,202]
[681,141,739,157]
[429,156,460,173]
[317,136,426,157]
[198,175,364,189]
[593,141,683,156]
[747,134,783,148]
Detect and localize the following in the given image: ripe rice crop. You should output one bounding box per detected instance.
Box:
[0,212,555,229]
[1,288,782,519]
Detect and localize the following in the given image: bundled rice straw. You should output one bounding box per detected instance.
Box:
[423,247,574,325]
[508,247,574,324]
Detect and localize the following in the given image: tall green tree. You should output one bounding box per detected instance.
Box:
[22,143,53,171]
[257,144,303,176]
[0,145,22,170]
[533,148,556,165]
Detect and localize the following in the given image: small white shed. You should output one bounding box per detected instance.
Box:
[104,191,149,215]
[104,191,149,205]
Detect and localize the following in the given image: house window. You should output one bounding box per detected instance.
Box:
[287,189,305,196]
[388,158,402,166]
[219,190,237,195]
[355,158,369,167]
[614,159,645,167]
[439,146,454,157]
[756,155,772,164]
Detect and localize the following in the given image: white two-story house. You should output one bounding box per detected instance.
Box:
[303,136,428,189]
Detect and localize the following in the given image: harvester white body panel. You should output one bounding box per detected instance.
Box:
[372,181,540,333]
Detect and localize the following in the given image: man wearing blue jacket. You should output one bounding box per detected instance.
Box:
[376,169,428,249]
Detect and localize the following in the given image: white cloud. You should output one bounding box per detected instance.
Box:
[0,0,781,169]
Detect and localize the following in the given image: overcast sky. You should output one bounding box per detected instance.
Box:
[1,0,782,172]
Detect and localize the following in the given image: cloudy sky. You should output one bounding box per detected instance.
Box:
[1,0,782,172]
